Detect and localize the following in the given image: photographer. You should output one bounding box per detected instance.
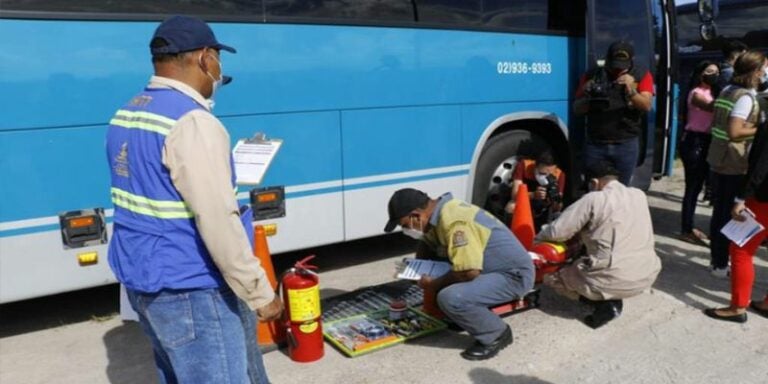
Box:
[505,151,565,231]
[573,40,654,186]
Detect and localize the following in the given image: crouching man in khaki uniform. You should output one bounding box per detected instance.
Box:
[535,161,661,328]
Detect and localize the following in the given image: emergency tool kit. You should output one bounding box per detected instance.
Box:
[323,307,446,357]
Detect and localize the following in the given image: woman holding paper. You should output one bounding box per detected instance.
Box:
[704,52,768,323]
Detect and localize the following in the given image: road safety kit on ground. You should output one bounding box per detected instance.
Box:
[321,280,447,357]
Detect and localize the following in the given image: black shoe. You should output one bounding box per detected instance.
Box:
[749,302,768,319]
[703,308,747,323]
[583,300,623,329]
[460,326,513,361]
[579,295,598,306]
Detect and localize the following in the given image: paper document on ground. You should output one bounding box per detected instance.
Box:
[397,259,452,280]
[232,138,282,185]
[721,209,764,247]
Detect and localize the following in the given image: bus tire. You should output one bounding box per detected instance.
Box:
[471,130,549,221]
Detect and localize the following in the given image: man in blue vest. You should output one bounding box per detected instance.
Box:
[106,15,282,384]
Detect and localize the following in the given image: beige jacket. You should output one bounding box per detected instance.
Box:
[536,181,661,300]
[153,76,275,311]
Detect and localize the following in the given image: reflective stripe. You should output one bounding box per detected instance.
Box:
[109,110,176,136]
[111,188,194,219]
[711,127,729,140]
[714,99,734,111]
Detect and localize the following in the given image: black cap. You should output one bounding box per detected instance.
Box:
[607,41,634,70]
[384,188,430,232]
[150,15,236,55]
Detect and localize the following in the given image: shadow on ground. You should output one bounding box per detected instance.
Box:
[468,368,554,384]
[648,202,768,309]
[0,284,120,338]
[103,321,156,384]
[273,233,416,276]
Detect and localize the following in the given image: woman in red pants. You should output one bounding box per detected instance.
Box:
[704,52,768,323]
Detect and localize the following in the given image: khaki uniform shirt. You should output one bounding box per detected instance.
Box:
[536,181,661,299]
[153,76,275,311]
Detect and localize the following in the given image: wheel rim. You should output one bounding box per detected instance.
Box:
[485,156,518,218]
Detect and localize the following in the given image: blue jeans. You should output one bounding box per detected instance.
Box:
[127,287,270,384]
[679,131,711,233]
[709,172,745,269]
[437,271,532,345]
[584,137,639,186]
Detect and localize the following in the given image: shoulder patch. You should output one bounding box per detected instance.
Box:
[452,230,468,248]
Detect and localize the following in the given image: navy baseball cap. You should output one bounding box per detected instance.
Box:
[384,188,430,232]
[607,41,634,70]
[150,15,236,55]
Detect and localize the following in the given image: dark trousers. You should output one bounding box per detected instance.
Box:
[709,172,745,269]
[679,131,711,233]
[584,137,639,186]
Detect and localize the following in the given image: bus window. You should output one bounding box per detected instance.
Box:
[414,0,481,27]
[483,0,547,32]
[265,0,414,24]
[547,0,586,36]
[0,0,261,16]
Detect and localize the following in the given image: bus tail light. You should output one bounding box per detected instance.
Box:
[250,186,285,221]
[59,208,107,249]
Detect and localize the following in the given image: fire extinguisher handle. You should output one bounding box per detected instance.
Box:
[295,254,318,271]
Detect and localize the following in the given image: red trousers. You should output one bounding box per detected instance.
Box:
[729,199,768,308]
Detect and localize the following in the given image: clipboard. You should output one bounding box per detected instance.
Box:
[232,133,282,185]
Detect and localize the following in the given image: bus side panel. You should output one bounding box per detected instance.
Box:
[340,106,465,240]
[0,20,150,131]
[0,232,113,303]
[224,111,345,252]
[0,127,111,224]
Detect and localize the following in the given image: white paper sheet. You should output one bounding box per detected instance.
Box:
[720,208,765,248]
[232,138,282,185]
[396,258,452,281]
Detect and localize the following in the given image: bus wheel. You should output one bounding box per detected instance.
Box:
[472,130,548,221]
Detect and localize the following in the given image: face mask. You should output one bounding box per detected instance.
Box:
[535,172,550,186]
[402,216,424,240]
[702,73,718,86]
[199,53,225,100]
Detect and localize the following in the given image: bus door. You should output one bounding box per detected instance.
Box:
[585,0,677,188]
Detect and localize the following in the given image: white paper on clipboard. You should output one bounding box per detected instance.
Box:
[232,134,282,185]
[396,258,452,281]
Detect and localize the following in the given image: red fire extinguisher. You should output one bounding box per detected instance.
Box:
[280,255,324,363]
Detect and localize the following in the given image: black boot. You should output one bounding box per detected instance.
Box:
[584,300,623,329]
[460,326,513,361]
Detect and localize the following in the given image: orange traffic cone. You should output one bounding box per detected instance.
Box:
[253,225,286,348]
[510,184,535,250]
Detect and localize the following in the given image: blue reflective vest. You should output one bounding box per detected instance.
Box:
[106,87,235,292]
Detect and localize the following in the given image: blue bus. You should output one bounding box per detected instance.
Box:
[0,0,678,303]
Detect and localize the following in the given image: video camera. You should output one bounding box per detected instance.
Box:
[583,69,616,111]
[543,174,562,204]
[539,173,563,204]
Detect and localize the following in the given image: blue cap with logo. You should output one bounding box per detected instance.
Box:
[150,15,236,55]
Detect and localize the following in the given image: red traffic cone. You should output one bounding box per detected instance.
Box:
[510,183,535,250]
[253,225,286,348]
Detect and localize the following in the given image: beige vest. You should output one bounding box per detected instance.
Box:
[706,86,759,175]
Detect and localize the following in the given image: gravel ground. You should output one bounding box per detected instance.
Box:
[1,166,766,384]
